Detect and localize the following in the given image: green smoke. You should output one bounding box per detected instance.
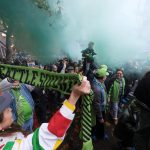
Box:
[0,0,150,66]
[62,0,150,67]
[0,0,66,62]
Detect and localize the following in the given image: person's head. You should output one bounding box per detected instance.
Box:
[73,62,78,67]
[7,78,20,88]
[75,67,79,74]
[95,68,109,82]
[67,66,75,74]
[44,65,49,70]
[52,64,58,72]
[63,58,69,65]
[0,92,13,131]
[116,68,124,79]
[88,41,94,49]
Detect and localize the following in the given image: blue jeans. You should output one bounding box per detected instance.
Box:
[111,102,119,119]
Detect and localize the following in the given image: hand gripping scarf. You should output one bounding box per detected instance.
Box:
[0,64,94,150]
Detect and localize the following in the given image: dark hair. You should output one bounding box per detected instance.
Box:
[96,76,105,80]
[116,68,124,74]
[0,112,4,123]
[0,123,31,136]
[89,41,94,45]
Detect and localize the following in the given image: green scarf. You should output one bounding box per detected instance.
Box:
[0,64,94,150]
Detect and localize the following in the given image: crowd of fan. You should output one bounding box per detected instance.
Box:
[0,42,150,150]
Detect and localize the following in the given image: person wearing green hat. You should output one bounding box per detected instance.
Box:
[99,64,108,71]
[96,68,109,77]
[0,77,91,150]
[92,68,109,140]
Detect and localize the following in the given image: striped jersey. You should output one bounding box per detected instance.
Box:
[0,100,75,150]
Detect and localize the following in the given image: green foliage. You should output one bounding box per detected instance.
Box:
[33,0,49,10]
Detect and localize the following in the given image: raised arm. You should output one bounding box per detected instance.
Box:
[3,77,91,150]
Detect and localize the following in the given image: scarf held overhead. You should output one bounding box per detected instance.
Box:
[0,64,94,150]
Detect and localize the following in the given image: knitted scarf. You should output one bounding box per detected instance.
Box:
[0,64,93,150]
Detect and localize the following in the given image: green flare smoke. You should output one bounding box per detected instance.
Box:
[0,0,66,62]
[0,0,150,66]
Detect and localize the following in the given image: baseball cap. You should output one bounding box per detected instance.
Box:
[95,68,109,77]
[100,64,108,70]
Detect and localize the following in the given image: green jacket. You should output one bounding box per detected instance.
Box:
[109,78,125,103]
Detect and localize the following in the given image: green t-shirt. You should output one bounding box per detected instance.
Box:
[12,89,32,126]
